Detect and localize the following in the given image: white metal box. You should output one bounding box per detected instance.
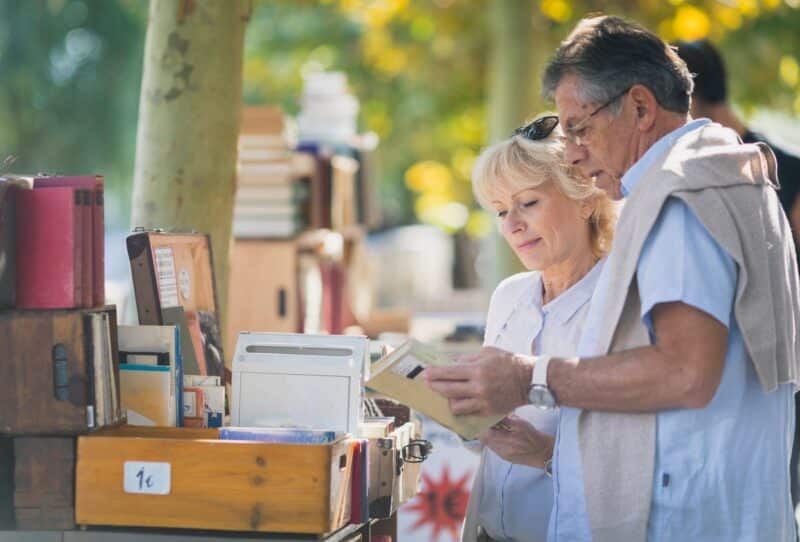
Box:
[231,332,368,433]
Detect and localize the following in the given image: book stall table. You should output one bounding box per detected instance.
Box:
[0,520,380,542]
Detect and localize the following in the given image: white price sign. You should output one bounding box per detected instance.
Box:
[123,461,171,495]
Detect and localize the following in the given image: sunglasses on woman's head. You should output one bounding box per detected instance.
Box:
[512,115,559,140]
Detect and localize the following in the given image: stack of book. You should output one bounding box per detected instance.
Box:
[233,106,309,239]
[297,71,360,145]
[1,174,105,309]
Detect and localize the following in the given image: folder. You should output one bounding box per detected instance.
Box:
[118,325,182,426]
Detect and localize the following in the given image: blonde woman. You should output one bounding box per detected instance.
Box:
[461,116,615,542]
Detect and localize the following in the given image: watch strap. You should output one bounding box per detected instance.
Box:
[531,356,552,388]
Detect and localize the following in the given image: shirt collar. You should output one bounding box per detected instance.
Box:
[620,118,711,197]
[541,258,606,325]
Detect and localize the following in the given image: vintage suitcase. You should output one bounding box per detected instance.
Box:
[225,239,300,356]
[127,230,225,379]
[12,437,76,530]
[0,306,122,435]
[75,426,355,535]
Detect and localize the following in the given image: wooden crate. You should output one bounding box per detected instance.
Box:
[0,437,77,530]
[0,306,122,435]
[75,426,354,534]
[225,239,300,357]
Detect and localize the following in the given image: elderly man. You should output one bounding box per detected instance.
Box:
[426,15,800,542]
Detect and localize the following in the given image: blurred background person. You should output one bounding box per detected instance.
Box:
[675,39,800,251]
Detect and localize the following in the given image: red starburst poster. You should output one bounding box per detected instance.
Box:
[398,418,480,542]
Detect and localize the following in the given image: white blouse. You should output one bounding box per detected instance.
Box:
[471,260,604,542]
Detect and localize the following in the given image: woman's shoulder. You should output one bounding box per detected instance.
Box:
[491,271,540,302]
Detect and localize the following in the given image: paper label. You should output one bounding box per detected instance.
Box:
[124,461,171,495]
[390,354,428,379]
[179,269,191,300]
[153,247,179,308]
[183,391,198,416]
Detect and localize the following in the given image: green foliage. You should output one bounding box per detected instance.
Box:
[0,0,145,227]
[1,1,797,230]
[244,0,800,232]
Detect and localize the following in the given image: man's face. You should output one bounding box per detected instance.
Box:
[554,74,636,200]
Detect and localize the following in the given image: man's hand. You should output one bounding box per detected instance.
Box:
[479,415,554,469]
[422,346,534,416]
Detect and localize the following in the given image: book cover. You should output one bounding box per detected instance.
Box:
[161,306,200,377]
[366,339,506,440]
[33,175,104,307]
[14,186,82,309]
[89,312,110,426]
[219,427,343,444]
[119,364,172,426]
[235,182,308,203]
[118,325,181,426]
[232,217,306,239]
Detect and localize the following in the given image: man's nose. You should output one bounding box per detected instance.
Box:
[564,138,587,166]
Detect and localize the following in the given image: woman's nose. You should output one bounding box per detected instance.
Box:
[504,207,526,234]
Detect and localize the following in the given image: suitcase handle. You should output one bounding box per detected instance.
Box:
[52,344,88,406]
[52,344,70,401]
[277,288,287,317]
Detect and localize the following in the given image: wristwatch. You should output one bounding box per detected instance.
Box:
[527,356,556,410]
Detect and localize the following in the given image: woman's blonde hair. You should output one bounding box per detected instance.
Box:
[471,121,615,258]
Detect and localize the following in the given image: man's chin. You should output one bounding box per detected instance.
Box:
[593,172,623,200]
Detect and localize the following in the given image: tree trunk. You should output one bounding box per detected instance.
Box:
[131,0,250,325]
[484,0,538,287]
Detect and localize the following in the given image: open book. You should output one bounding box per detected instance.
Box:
[366,339,505,440]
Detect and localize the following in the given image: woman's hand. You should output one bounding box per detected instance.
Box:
[478,414,554,469]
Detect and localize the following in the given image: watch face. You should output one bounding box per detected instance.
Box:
[529,385,556,410]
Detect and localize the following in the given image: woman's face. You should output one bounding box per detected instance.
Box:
[492,179,592,272]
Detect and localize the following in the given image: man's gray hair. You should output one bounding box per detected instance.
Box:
[542,15,694,114]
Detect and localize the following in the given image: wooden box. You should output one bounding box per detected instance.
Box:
[0,437,76,530]
[75,427,354,535]
[0,306,122,435]
[225,239,300,357]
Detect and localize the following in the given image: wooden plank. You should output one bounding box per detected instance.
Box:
[76,434,353,534]
[94,426,218,440]
[13,437,75,530]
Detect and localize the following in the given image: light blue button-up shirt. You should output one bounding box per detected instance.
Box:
[549,119,796,541]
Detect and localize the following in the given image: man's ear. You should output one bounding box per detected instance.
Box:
[629,84,657,130]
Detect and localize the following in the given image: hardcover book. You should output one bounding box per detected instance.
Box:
[15,186,83,309]
[366,339,505,440]
[32,175,105,307]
